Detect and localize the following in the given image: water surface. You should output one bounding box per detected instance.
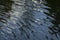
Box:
[0,0,60,40]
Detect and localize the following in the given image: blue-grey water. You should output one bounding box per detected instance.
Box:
[0,0,60,40]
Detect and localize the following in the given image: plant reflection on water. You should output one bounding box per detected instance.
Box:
[0,0,60,40]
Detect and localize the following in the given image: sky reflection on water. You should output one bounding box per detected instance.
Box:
[0,0,60,40]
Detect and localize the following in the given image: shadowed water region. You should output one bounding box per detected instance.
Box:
[0,0,60,40]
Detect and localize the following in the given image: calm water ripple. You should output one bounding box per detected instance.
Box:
[0,0,60,40]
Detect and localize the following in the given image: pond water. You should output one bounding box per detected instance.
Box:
[0,0,60,40]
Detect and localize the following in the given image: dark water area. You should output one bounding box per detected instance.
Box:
[0,0,60,40]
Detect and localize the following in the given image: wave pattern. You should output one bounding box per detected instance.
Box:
[0,0,60,40]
